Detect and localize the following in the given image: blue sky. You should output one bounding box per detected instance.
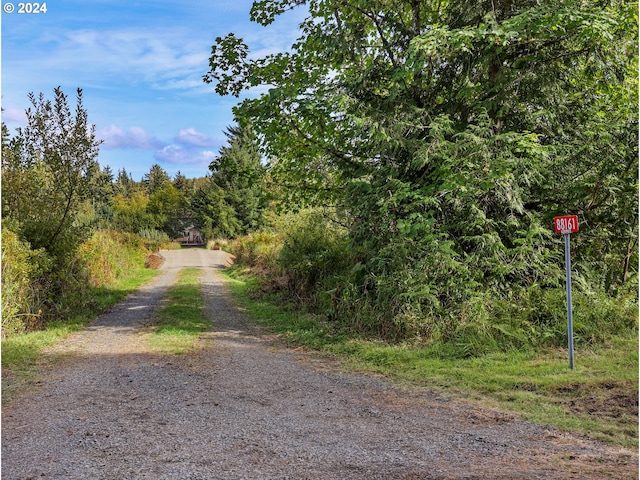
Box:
[1,0,305,180]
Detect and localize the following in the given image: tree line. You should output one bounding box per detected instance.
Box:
[2,89,267,244]
[1,87,267,336]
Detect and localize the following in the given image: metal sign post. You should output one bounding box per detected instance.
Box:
[554,215,579,370]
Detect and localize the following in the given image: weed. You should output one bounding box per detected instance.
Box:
[147,268,210,354]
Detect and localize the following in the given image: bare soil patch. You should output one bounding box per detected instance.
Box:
[561,381,639,420]
[2,249,638,479]
[144,252,165,269]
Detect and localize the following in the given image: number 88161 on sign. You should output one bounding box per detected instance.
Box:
[553,215,579,234]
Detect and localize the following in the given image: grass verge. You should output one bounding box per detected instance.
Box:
[222,266,639,448]
[2,266,160,402]
[147,268,210,354]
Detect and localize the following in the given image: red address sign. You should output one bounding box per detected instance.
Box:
[553,215,579,234]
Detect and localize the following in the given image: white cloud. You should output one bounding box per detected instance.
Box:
[155,145,216,167]
[174,128,217,148]
[98,124,165,149]
[19,27,213,96]
[1,1,306,180]
[1,107,27,124]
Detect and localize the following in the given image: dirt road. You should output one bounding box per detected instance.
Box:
[2,249,637,479]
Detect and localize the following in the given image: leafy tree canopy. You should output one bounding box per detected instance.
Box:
[205,0,638,304]
[2,87,102,258]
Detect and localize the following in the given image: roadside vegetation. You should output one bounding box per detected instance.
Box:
[2,87,266,343]
[1,230,160,400]
[1,86,266,397]
[205,0,637,448]
[204,0,637,355]
[223,210,637,351]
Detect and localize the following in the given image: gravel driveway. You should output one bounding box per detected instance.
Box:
[2,249,637,479]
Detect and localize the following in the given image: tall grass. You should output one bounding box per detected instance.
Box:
[1,228,50,337]
[2,228,158,341]
[2,232,159,401]
[137,227,181,251]
[1,229,161,339]
[227,231,282,274]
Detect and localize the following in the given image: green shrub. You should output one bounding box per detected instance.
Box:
[441,282,639,358]
[330,231,477,341]
[77,230,124,287]
[207,238,228,250]
[162,241,182,250]
[1,228,50,337]
[227,231,282,274]
[2,229,152,338]
[277,210,350,309]
[77,230,151,288]
[225,210,638,355]
[137,227,170,252]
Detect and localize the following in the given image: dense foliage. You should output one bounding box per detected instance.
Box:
[191,123,268,238]
[206,0,638,341]
[2,88,102,258]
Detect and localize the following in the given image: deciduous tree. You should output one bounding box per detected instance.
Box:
[2,87,102,258]
[205,0,637,336]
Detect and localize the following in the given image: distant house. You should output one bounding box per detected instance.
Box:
[174,225,205,246]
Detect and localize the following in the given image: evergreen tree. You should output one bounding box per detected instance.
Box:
[143,163,171,195]
[191,179,242,239]
[191,122,266,238]
[114,168,136,198]
[173,170,189,194]
[209,122,266,235]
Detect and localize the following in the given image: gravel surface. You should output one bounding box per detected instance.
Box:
[2,249,637,479]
